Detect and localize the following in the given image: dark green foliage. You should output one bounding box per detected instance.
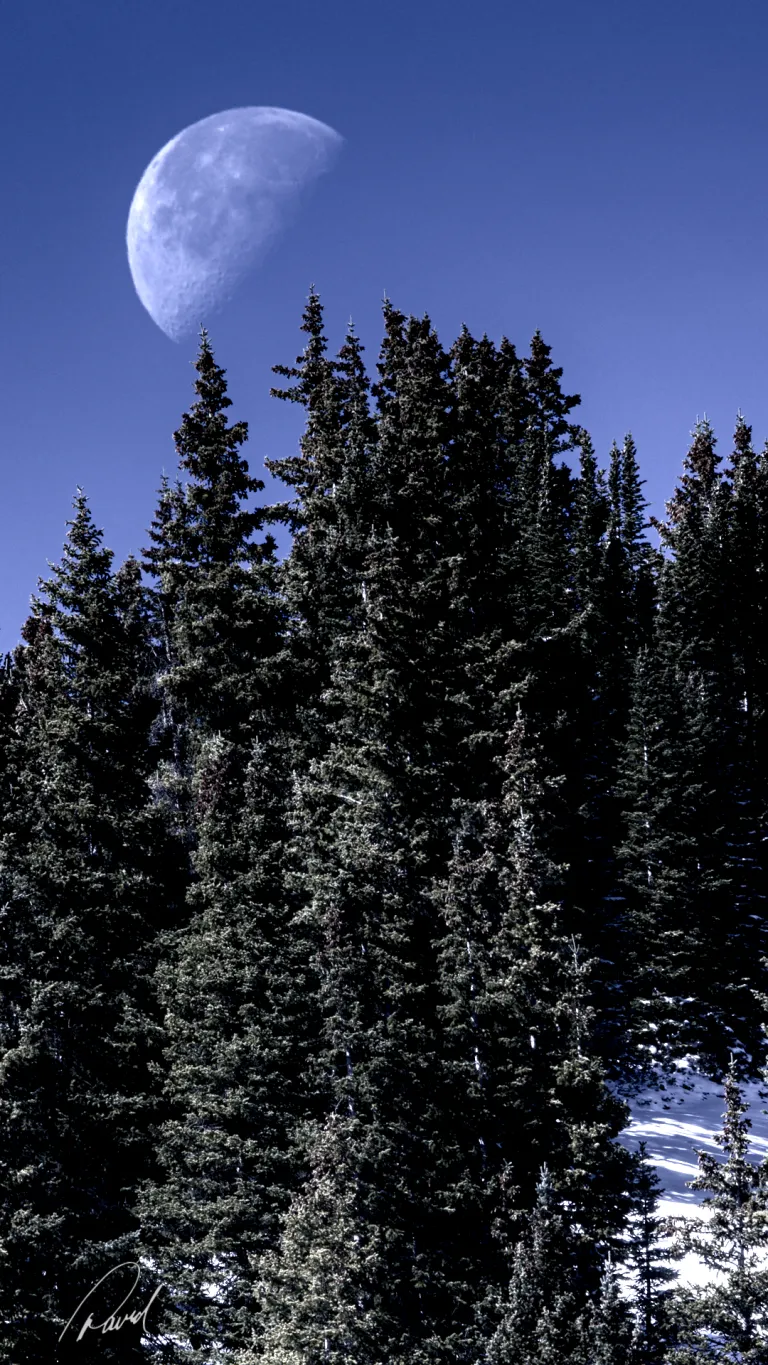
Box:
[137,735,309,1362]
[267,304,473,1364]
[144,330,281,758]
[487,1168,636,1365]
[0,495,181,1361]
[6,293,768,1362]
[667,1068,768,1363]
[256,1115,402,1365]
[589,1259,640,1364]
[568,433,658,1062]
[265,291,375,769]
[628,1141,680,1362]
[487,1167,592,1365]
[437,712,638,1357]
[671,1100,768,1363]
[620,418,768,1072]
[138,337,292,1360]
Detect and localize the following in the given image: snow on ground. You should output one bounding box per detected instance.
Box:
[618,1067,768,1286]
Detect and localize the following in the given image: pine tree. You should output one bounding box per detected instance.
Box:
[0,495,180,1361]
[544,935,640,1282]
[138,336,294,1360]
[668,1066,768,1362]
[724,416,768,1059]
[262,302,478,1364]
[137,730,311,1361]
[522,330,582,454]
[444,326,518,810]
[589,1258,639,1363]
[254,1115,401,1365]
[619,418,763,1070]
[569,434,657,1064]
[266,290,374,769]
[437,711,638,1344]
[486,1166,634,1365]
[567,433,615,1005]
[628,1141,679,1363]
[144,329,281,763]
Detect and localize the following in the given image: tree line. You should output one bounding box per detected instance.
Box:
[2,291,768,1361]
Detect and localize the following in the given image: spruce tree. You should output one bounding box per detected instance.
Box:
[266,290,374,769]
[444,325,517,809]
[724,416,768,1058]
[0,495,179,1361]
[628,1141,679,1363]
[262,302,476,1364]
[144,299,378,1362]
[487,1167,586,1365]
[588,1259,639,1364]
[570,434,657,1064]
[668,1067,768,1363]
[138,731,310,1361]
[138,336,293,1359]
[486,1167,634,1365]
[144,329,281,764]
[619,419,762,1070]
[254,1115,399,1365]
[437,712,638,1342]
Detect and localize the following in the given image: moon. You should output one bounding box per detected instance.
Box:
[126,107,342,340]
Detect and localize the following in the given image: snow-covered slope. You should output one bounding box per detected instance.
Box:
[618,1068,768,1286]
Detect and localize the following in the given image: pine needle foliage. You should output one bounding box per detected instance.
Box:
[3,293,768,1361]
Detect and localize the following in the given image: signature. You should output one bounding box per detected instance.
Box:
[59,1261,163,1342]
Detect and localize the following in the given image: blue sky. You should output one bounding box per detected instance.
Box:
[1,0,766,641]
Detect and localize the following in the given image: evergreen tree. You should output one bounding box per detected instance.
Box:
[138,339,293,1359]
[0,495,180,1361]
[569,434,657,1064]
[444,325,518,810]
[589,1257,639,1364]
[628,1141,679,1363]
[9,292,765,1364]
[567,433,616,1013]
[668,1067,768,1363]
[142,302,373,1361]
[522,330,582,453]
[266,290,375,769]
[254,1115,400,1365]
[144,329,281,765]
[486,1166,634,1365]
[619,419,764,1070]
[263,302,476,1364]
[724,415,768,1054]
[437,712,637,1341]
[137,732,310,1361]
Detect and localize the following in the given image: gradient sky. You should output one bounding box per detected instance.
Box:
[1,0,767,643]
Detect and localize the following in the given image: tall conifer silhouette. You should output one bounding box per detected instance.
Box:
[0,496,178,1361]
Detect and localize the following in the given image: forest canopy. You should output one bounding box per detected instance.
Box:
[1,293,767,1363]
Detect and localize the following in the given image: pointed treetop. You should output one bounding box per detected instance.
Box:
[270,285,329,404]
[619,435,647,549]
[663,417,722,528]
[173,333,259,508]
[523,330,582,451]
[688,1061,767,1216]
[608,442,623,534]
[36,488,113,621]
[729,412,757,490]
[336,321,374,439]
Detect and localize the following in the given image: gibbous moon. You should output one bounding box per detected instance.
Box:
[126,107,342,340]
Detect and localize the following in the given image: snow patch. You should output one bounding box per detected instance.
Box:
[618,1068,768,1287]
